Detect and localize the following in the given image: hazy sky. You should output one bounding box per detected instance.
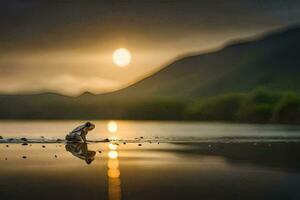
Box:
[1,0,300,95]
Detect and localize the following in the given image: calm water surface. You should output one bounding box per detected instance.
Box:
[1,120,300,140]
[0,121,300,200]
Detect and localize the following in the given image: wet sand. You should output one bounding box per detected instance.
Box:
[1,141,300,200]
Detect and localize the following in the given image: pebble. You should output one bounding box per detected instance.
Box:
[123,142,126,145]
[6,145,9,147]
[22,156,27,159]
[20,137,27,141]
[54,155,57,158]
[98,151,102,153]
[22,143,28,146]
[5,157,7,160]
[42,145,46,148]
[138,144,142,146]
[103,138,110,142]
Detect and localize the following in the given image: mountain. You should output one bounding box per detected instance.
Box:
[106,25,300,99]
[1,25,300,119]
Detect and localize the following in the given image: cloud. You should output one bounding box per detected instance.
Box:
[1,0,300,53]
[1,0,300,94]
[0,74,122,96]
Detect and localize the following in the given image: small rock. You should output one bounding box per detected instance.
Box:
[123,142,126,145]
[42,145,46,148]
[98,151,102,153]
[140,136,144,139]
[5,157,7,160]
[20,137,27,141]
[0,136,3,139]
[138,144,142,146]
[22,156,27,159]
[56,139,62,142]
[41,136,45,139]
[6,145,9,147]
[22,143,28,146]
[157,142,160,144]
[54,155,57,158]
[103,138,110,142]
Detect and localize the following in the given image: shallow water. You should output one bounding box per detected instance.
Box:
[1,120,300,141]
[1,121,300,200]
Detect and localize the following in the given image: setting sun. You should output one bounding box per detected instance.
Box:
[112,48,132,67]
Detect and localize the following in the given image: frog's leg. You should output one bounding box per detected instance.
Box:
[80,131,88,142]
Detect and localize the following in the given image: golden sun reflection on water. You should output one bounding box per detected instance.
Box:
[108,159,119,169]
[107,120,122,200]
[108,150,118,159]
[107,121,118,133]
[107,145,121,200]
[108,168,121,179]
[108,143,118,150]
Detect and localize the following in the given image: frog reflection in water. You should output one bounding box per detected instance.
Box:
[65,142,96,164]
[65,122,96,164]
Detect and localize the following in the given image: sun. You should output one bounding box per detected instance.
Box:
[112,48,131,67]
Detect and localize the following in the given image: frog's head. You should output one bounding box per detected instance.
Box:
[85,122,95,131]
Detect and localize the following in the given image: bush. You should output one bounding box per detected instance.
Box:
[187,88,300,124]
[235,88,279,123]
[187,94,244,121]
[236,104,273,123]
[272,93,300,124]
[242,87,280,105]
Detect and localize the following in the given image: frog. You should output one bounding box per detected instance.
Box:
[65,122,95,142]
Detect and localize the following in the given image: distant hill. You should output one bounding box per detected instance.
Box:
[1,25,300,120]
[107,25,300,98]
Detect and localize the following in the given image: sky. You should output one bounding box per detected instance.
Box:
[1,0,300,96]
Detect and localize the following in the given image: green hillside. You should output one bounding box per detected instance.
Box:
[109,26,300,98]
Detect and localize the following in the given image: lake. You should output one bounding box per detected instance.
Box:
[1,120,300,200]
